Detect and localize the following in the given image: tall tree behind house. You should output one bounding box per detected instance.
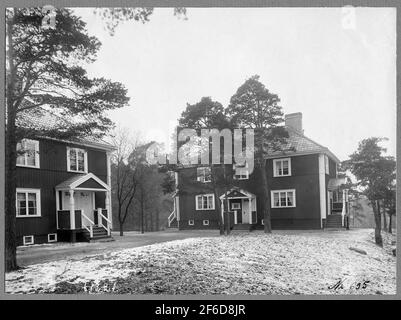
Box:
[226,75,293,233]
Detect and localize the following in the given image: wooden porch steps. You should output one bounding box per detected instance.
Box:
[324,214,343,229]
[231,224,256,232]
[83,226,112,241]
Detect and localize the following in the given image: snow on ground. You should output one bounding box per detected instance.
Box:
[5,229,396,295]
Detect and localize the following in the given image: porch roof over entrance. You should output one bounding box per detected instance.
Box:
[56,173,110,191]
[220,188,255,200]
[327,177,347,191]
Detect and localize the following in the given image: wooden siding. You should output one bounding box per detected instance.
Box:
[177,154,322,230]
[16,138,108,244]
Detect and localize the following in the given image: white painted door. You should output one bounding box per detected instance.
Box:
[242,199,250,223]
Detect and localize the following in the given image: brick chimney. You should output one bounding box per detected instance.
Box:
[285,112,303,134]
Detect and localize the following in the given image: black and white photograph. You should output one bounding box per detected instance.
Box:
[2,2,398,298]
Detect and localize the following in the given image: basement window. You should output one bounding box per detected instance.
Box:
[48,233,57,243]
[203,220,209,226]
[188,220,194,226]
[23,235,34,246]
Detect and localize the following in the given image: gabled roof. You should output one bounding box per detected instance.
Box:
[55,173,110,191]
[265,128,340,163]
[16,104,115,152]
[219,187,255,199]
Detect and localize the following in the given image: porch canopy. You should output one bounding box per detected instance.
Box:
[220,187,257,224]
[55,173,111,230]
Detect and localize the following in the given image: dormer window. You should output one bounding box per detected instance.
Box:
[67,147,87,173]
[16,139,40,168]
[197,167,211,183]
[273,158,291,177]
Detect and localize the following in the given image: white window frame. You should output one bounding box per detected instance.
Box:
[16,139,40,169]
[67,147,88,173]
[196,167,211,183]
[231,202,241,210]
[195,194,215,210]
[16,188,41,217]
[273,158,291,177]
[324,155,329,174]
[48,233,57,243]
[203,220,209,226]
[23,235,34,246]
[271,189,296,208]
[188,219,194,226]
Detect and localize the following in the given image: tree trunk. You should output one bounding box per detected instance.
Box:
[388,214,392,234]
[260,160,272,233]
[5,105,18,272]
[372,200,383,246]
[155,207,159,231]
[140,194,144,234]
[5,15,18,272]
[215,190,224,236]
[382,202,387,231]
[119,221,124,236]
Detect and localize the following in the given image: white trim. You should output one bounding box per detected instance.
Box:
[56,173,110,191]
[219,188,256,200]
[324,154,329,175]
[16,188,41,217]
[195,194,215,210]
[188,219,194,226]
[273,158,292,177]
[66,146,88,173]
[48,233,57,242]
[271,189,296,208]
[23,235,34,245]
[261,219,264,225]
[231,202,241,210]
[202,220,209,226]
[16,139,40,169]
[318,154,327,227]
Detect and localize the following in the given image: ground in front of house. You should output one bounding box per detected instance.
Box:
[6,229,396,295]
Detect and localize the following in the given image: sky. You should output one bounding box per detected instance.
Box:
[73,7,396,161]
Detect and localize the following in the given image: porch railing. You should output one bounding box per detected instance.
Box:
[81,210,95,238]
[97,208,112,236]
[168,200,177,227]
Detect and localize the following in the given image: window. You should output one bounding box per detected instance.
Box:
[16,139,40,168]
[203,220,209,226]
[67,147,87,173]
[188,220,194,226]
[48,233,57,242]
[234,168,249,180]
[324,155,329,174]
[231,203,241,210]
[273,158,291,177]
[271,189,296,208]
[195,194,215,210]
[23,235,34,246]
[16,189,41,217]
[197,167,211,183]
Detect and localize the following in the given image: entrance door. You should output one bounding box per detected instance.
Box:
[230,200,242,224]
[62,191,94,227]
[242,199,250,223]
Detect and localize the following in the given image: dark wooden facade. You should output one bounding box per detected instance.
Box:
[16,138,109,245]
[175,153,338,230]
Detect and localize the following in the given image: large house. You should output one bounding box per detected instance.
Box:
[15,110,114,246]
[168,113,350,230]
